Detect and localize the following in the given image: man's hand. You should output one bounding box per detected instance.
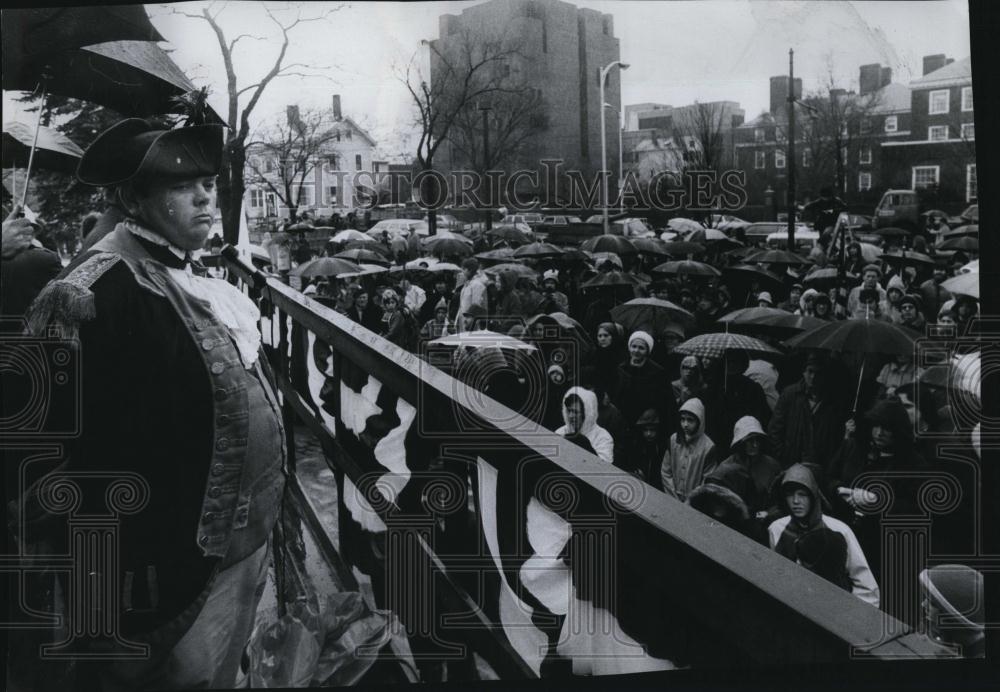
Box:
[844,417,856,438]
[2,207,35,259]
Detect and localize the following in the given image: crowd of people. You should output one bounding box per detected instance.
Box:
[283,204,982,653]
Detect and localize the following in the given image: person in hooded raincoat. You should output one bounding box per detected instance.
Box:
[768,464,879,607]
[555,386,614,464]
[660,397,718,502]
[703,416,783,531]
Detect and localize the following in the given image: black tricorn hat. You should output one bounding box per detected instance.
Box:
[77,118,224,186]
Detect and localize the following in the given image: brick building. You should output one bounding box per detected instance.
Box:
[734,55,975,218]
[429,0,621,200]
[881,55,976,209]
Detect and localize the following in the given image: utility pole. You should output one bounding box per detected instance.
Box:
[599,60,629,234]
[787,48,796,249]
[479,102,492,231]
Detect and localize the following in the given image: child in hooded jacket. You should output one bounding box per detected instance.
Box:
[660,398,717,502]
[555,387,615,464]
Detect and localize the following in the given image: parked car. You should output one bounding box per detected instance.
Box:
[947,203,978,228]
[765,228,821,253]
[542,215,582,225]
[873,189,920,230]
[745,222,812,244]
[369,218,427,236]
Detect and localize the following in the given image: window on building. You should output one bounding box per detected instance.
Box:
[802,148,811,167]
[327,154,340,169]
[355,154,363,171]
[774,149,785,169]
[860,117,872,135]
[754,128,764,143]
[775,129,786,144]
[754,151,766,169]
[928,89,950,115]
[249,189,264,208]
[859,146,872,164]
[295,184,314,206]
[961,123,975,140]
[884,115,898,133]
[912,165,939,190]
[346,130,352,141]
[928,125,949,141]
[858,172,872,191]
[967,164,977,201]
[961,86,973,112]
[265,158,276,173]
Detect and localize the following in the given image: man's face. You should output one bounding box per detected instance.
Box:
[133,176,217,250]
[679,411,699,437]
[641,427,658,442]
[356,292,368,309]
[654,288,671,301]
[743,436,761,457]
[697,297,713,312]
[901,303,917,321]
[680,359,698,382]
[435,280,447,294]
[790,288,802,303]
[862,270,878,288]
[464,267,475,281]
[629,340,649,364]
[785,487,812,519]
[872,424,895,450]
[933,268,946,282]
[663,333,681,353]
[543,280,556,293]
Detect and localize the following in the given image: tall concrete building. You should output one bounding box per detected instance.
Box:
[429,0,621,200]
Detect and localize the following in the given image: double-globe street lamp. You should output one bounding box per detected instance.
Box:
[599,60,629,234]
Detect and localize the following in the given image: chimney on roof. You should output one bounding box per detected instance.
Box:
[332,94,342,121]
[770,75,802,115]
[859,63,881,95]
[286,105,300,127]
[880,67,892,88]
[731,113,744,128]
[923,54,947,76]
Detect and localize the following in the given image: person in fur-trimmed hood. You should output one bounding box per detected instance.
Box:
[660,397,718,502]
[768,464,880,606]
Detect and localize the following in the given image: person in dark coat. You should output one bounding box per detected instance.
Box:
[611,330,678,441]
[586,321,626,396]
[11,118,286,689]
[625,408,667,490]
[347,287,384,333]
[701,350,771,452]
[767,353,850,471]
[418,277,454,325]
[0,224,62,320]
[703,416,783,537]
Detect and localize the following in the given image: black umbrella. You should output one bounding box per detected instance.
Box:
[580,271,645,289]
[475,247,517,262]
[940,224,978,239]
[334,249,390,266]
[873,226,912,239]
[743,249,810,267]
[880,249,935,269]
[512,242,564,259]
[2,6,165,92]
[723,264,786,291]
[2,121,83,173]
[661,241,706,257]
[652,260,721,278]
[717,307,824,338]
[937,236,978,253]
[487,224,533,245]
[631,237,671,257]
[580,234,638,255]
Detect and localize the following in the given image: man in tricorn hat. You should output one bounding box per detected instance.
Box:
[15,118,286,689]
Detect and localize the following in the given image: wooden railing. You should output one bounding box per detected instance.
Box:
[224,254,950,680]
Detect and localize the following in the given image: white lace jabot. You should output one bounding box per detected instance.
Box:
[124,221,262,368]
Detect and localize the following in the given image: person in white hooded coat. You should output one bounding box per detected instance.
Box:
[555,386,615,464]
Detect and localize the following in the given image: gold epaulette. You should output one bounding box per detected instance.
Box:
[25,252,122,341]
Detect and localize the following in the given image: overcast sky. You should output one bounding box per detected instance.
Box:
[4,1,972,159]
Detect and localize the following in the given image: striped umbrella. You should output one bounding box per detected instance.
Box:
[674,332,781,359]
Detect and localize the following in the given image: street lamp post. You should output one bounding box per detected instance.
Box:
[599,60,629,234]
[604,102,626,214]
[479,102,492,231]
[787,48,796,249]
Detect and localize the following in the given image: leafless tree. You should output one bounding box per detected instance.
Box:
[673,101,731,175]
[165,2,342,243]
[398,23,531,234]
[245,107,341,222]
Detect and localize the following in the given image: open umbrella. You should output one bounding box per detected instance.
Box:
[801,267,840,291]
[427,262,462,274]
[429,330,537,352]
[685,228,731,244]
[941,224,978,239]
[675,332,781,360]
[580,271,645,289]
[486,263,538,280]
[717,307,824,337]
[937,236,978,253]
[555,248,590,263]
[743,249,810,267]
[3,121,83,174]
[661,241,706,257]
[880,249,935,269]
[475,247,517,262]
[487,224,533,245]
[611,297,694,333]
[667,217,704,233]
[423,229,471,244]
[941,272,979,299]
[723,264,786,291]
[290,257,362,278]
[334,248,390,265]
[512,242,564,259]
[784,319,921,410]
[652,260,720,278]
[286,222,315,232]
[344,239,390,255]
[330,229,372,243]
[857,243,883,263]
[631,237,670,256]
[338,263,390,279]
[873,226,911,239]
[580,234,638,255]
[425,236,473,258]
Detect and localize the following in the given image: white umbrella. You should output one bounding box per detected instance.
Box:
[941,272,978,299]
[958,259,979,274]
[429,330,537,351]
[331,229,372,243]
[667,217,704,233]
